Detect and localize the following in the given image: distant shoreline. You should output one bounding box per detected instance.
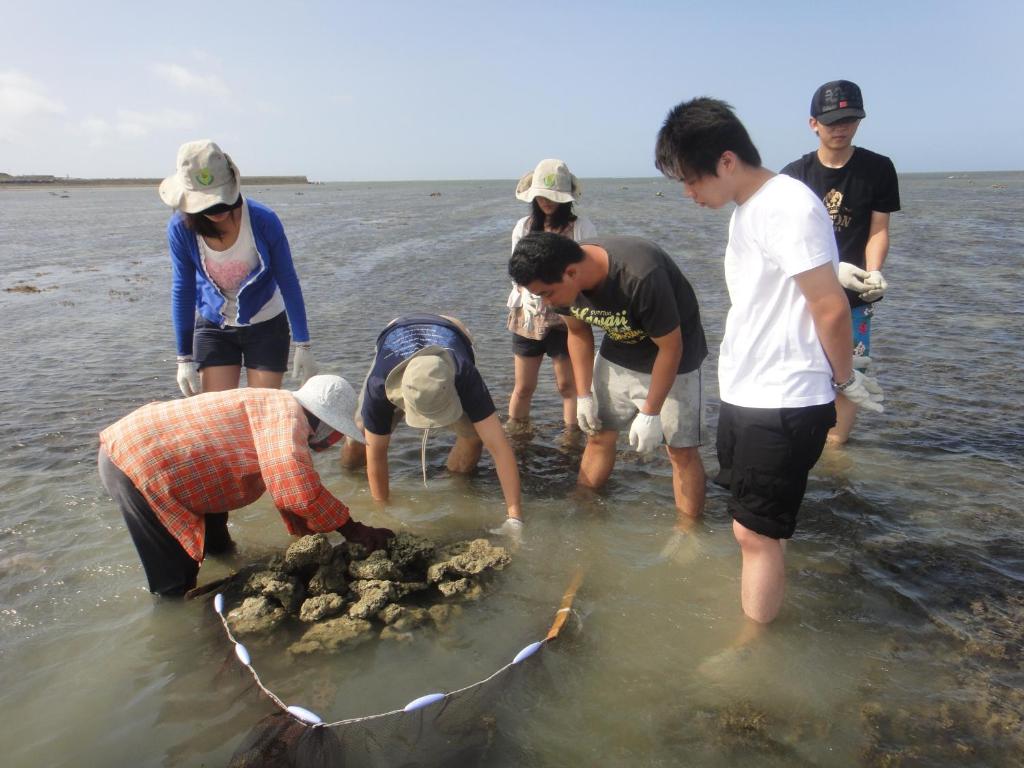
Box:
[0,175,310,189]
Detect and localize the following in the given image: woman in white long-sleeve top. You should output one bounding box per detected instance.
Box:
[505,159,596,432]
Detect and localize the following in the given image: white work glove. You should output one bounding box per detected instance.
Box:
[520,291,544,329]
[291,343,317,386]
[851,355,872,371]
[859,270,888,302]
[836,370,885,413]
[488,517,523,545]
[576,394,602,435]
[176,359,200,397]
[505,284,523,309]
[837,262,872,293]
[628,412,663,454]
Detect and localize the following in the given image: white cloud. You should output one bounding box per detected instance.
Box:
[76,109,197,147]
[115,108,195,137]
[151,63,229,98]
[0,71,65,119]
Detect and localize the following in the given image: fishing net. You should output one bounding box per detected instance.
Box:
[219,569,583,768]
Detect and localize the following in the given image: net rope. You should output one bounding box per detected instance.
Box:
[214,568,583,744]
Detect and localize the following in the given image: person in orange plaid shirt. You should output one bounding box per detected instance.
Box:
[98,375,394,595]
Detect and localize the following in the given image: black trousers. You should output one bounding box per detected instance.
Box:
[98,448,231,595]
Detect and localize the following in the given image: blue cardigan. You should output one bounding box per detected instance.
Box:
[168,199,311,356]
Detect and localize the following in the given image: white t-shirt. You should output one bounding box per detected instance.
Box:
[198,201,283,326]
[718,174,838,408]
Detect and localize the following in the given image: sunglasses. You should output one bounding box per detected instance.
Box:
[199,195,243,217]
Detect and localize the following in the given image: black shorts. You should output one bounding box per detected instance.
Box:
[193,311,291,371]
[714,401,836,539]
[512,329,569,359]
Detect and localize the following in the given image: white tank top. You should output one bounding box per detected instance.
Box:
[198,202,260,325]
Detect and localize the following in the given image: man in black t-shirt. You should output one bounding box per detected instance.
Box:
[781,79,900,444]
[509,233,708,529]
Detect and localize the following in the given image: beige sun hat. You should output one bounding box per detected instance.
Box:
[515,158,581,203]
[159,139,241,213]
[383,346,463,429]
[293,374,365,444]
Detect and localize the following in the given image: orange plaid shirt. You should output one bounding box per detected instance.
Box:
[99,389,351,561]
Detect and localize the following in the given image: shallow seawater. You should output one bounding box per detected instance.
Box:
[0,173,1022,766]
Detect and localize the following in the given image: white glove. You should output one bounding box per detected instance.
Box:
[628,412,663,454]
[176,360,200,397]
[576,394,602,435]
[291,344,317,385]
[521,291,544,328]
[837,370,885,413]
[837,262,872,292]
[489,517,523,545]
[859,270,888,302]
[851,355,872,371]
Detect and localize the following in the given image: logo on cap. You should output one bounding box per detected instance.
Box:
[195,168,214,187]
[543,173,557,188]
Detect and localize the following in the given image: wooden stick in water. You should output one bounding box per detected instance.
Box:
[185,572,236,600]
[546,567,584,641]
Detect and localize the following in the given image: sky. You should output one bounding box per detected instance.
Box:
[1,0,1021,180]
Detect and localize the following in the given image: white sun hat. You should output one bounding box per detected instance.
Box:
[159,139,241,214]
[293,375,365,443]
[515,158,581,204]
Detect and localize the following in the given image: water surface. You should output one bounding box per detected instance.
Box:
[1,172,1022,766]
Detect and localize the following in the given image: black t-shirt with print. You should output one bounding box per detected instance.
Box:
[556,236,707,374]
[781,146,900,308]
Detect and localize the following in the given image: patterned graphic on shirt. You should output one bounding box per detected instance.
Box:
[569,307,646,344]
[823,188,852,230]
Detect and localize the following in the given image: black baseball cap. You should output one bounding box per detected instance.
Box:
[811,80,866,124]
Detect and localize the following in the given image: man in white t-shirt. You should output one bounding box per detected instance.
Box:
[654,97,883,626]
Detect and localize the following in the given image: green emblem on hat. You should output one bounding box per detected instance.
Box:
[543,173,557,188]
[194,168,214,187]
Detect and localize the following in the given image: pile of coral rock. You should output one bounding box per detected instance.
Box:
[222,532,510,655]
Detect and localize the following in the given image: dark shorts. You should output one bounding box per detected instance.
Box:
[512,329,569,359]
[714,401,836,539]
[193,311,291,371]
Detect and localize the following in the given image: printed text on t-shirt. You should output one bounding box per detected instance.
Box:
[569,307,646,343]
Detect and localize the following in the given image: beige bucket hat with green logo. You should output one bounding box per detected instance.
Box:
[515,158,581,204]
[159,139,241,213]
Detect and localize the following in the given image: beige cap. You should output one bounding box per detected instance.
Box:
[159,139,241,213]
[515,158,580,204]
[384,346,464,429]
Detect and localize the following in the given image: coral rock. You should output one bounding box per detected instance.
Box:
[289,616,375,655]
[284,534,334,575]
[227,596,287,635]
[299,593,347,623]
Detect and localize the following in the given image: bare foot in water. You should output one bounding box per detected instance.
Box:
[697,619,766,681]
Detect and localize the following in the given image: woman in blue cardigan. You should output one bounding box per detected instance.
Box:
[159,140,317,397]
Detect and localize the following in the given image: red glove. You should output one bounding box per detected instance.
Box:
[338,519,395,553]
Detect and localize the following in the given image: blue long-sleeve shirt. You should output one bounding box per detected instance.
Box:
[168,198,311,356]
